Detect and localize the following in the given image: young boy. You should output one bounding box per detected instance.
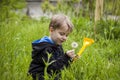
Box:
[28,14,76,80]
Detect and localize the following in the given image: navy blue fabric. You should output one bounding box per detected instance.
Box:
[28,37,71,80]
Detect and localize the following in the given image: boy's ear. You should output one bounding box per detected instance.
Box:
[49,27,54,32]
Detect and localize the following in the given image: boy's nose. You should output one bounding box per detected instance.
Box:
[63,36,67,41]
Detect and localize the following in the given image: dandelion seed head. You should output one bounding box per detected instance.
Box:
[71,42,78,48]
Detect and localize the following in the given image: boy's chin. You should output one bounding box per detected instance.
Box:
[56,43,62,45]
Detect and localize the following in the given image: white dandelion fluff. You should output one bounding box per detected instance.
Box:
[71,42,78,48]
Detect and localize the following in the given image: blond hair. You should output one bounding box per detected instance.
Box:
[49,14,74,32]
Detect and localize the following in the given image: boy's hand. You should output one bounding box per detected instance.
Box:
[66,49,76,59]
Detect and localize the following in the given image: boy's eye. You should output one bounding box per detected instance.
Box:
[66,34,68,37]
[60,32,65,36]
[59,32,69,37]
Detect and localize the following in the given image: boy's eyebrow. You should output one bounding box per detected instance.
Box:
[59,31,69,35]
[59,32,65,34]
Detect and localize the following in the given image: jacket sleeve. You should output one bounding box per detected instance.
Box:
[41,47,72,73]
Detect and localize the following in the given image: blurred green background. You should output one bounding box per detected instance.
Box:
[0,0,120,80]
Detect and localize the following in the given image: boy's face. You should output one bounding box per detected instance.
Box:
[50,24,71,45]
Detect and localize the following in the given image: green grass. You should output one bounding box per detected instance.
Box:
[0,16,120,80]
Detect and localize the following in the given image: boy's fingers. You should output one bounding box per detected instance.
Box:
[67,49,74,53]
[66,49,76,58]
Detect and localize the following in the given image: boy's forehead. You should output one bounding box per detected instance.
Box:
[57,25,71,33]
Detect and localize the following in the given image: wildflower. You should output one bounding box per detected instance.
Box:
[71,42,78,48]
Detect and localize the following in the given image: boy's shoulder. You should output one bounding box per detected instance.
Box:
[32,42,59,51]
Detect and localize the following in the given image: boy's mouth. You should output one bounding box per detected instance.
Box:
[60,40,64,43]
